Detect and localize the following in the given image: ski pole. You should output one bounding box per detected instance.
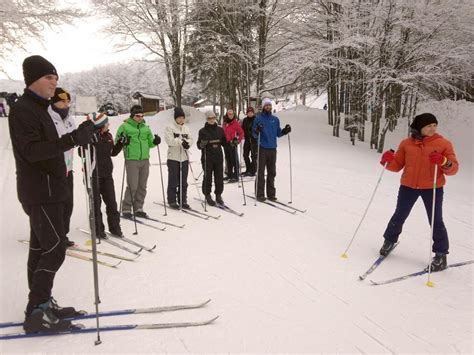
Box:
[426,164,439,288]
[254,132,261,206]
[84,143,102,345]
[185,149,204,209]
[123,149,138,235]
[236,141,247,206]
[179,146,183,211]
[288,133,293,204]
[203,146,207,212]
[341,162,388,259]
[119,158,126,214]
[156,145,167,216]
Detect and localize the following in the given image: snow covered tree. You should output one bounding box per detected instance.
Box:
[91,0,192,107]
[0,0,84,75]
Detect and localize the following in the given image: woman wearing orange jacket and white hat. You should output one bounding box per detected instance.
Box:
[379,113,459,271]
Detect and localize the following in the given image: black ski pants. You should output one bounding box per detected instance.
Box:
[167,159,189,204]
[92,175,121,235]
[243,139,257,174]
[63,172,74,236]
[383,185,449,254]
[201,154,224,196]
[256,147,277,199]
[224,145,238,179]
[23,202,67,316]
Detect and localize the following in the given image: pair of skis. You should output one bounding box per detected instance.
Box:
[0,299,218,340]
[244,194,306,215]
[78,228,156,254]
[359,243,473,285]
[153,201,220,220]
[192,198,244,217]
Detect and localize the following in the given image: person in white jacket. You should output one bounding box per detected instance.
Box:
[48,87,76,247]
[165,107,193,209]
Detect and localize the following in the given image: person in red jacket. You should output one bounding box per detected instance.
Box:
[223,108,244,183]
[379,113,459,271]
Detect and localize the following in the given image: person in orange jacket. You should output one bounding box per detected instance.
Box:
[379,113,459,271]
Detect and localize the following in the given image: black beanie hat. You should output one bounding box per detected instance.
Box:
[174,107,185,120]
[22,55,58,87]
[130,105,144,117]
[410,113,438,132]
[52,87,70,104]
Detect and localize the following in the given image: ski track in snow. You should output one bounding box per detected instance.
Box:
[0,102,473,352]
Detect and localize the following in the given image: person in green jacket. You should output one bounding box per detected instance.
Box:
[115,105,161,218]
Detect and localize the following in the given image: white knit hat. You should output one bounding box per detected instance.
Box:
[262,98,272,106]
[205,110,216,119]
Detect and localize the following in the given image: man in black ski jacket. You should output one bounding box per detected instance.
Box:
[197,110,228,206]
[8,55,95,334]
[241,106,258,176]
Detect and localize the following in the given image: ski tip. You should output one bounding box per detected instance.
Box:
[113,261,122,268]
[358,275,365,281]
[207,316,219,324]
[426,281,435,288]
[340,253,348,259]
[368,280,379,286]
[148,245,157,252]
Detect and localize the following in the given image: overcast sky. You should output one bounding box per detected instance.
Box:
[1,9,139,81]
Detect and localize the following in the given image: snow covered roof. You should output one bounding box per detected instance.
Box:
[132,92,162,100]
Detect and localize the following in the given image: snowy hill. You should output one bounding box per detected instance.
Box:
[0,102,472,352]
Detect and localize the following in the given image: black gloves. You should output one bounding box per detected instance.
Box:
[70,120,95,146]
[230,137,239,147]
[181,140,190,150]
[153,134,161,145]
[199,140,208,149]
[281,124,291,135]
[118,134,129,146]
[256,123,264,133]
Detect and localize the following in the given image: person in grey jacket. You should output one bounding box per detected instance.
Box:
[165,107,193,209]
[48,87,76,246]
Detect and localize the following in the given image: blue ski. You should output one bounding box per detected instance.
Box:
[0,299,211,329]
[0,316,218,340]
[359,242,400,280]
[369,260,474,285]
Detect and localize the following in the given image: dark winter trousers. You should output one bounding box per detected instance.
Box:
[22,203,67,316]
[243,139,257,174]
[63,172,74,236]
[167,159,189,204]
[201,155,224,196]
[256,147,277,199]
[383,185,449,254]
[93,175,121,235]
[224,145,238,179]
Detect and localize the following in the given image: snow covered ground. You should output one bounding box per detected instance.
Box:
[0,101,472,353]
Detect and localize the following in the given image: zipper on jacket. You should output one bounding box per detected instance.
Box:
[138,124,143,160]
[46,174,52,197]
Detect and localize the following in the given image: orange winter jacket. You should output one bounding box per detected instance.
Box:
[387,133,459,189]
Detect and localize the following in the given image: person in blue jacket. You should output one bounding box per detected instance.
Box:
[252,98,291,202]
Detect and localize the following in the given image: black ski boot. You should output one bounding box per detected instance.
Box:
[215,194,224,205]
[135,211,149,218]
[23,301,73,333]
[122,211,133,219]
[109,228,124,238]
[268,196,277,202]
[205,194,216,206]
[379,240,396,256]
[65,238,75,247]
[429,253,447,272]
[181,202,191,209]
[169,202,179,209]
[50,297,84,319]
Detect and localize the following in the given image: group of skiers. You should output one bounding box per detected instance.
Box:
[7,54,460,335]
